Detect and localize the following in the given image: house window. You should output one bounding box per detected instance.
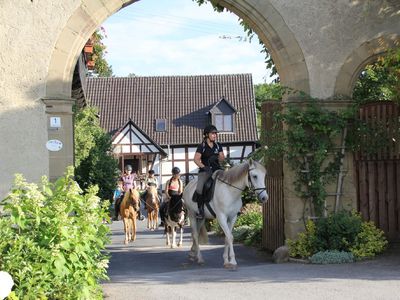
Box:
[155,119,167,132]
[215,114,233,132]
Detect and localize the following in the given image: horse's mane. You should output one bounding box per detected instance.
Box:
[216,161,249,184]
[121,188,139,206]
[168,195,184,220]
[147,186,157,195]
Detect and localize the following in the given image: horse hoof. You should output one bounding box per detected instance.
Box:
[188,254,196,261]
[177,243,182,247]
[223,263,237,270]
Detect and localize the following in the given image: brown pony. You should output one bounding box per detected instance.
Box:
[120,188,140,244]
[145,186,159,230]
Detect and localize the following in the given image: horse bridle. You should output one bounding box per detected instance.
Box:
[216,167,267,198]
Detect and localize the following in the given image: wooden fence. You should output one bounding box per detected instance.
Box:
[261,102,285,251]
[354,101,400,241]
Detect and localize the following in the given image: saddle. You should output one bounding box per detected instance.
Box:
[193,170,222,204]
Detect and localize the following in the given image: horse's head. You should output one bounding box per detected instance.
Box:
[247,159,268,202]
[146,186,158,203]
[127,188,140,211]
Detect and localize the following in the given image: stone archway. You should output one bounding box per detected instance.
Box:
[46,0,308,98]
[334,34,400,99]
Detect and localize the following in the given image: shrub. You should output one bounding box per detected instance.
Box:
[235,210,262,228]
[287,211,388,261]
[234,205,263,247]
[310,250,354,264]
[314,210,362,251]
[0,167,110,300]
[350,221,388,260]
[287,220,317,259]
[210,203,263,247]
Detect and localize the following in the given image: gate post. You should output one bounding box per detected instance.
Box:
[42,97,75,181]
[283,99,357,240]
[262,100,358,242]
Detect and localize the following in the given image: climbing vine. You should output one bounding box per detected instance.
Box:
[252,98,392,218]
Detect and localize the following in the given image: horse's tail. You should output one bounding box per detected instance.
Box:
[198,223,208,245]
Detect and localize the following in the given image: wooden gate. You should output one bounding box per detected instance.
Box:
[354,101,400,241]
[261,102,285,251]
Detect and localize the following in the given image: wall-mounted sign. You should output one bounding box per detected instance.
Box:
[46,139,63,152]
[50,117,61,128]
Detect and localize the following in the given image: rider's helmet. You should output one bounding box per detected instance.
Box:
[172,167,180,174]
[124,164,133,172]
[203,124,218,136]
[148,170,155,175]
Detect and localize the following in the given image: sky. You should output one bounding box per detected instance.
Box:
[101,0,272,84]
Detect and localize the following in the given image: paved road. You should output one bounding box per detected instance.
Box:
[102,219,400,300]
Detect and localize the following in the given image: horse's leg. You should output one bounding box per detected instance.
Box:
[171,225,177,248]
[166,225,171,246]
[147,209,150,229]
[193,218,205,264]
[151,211,155,230]
[132,213,137,241]
[187,214,199,261]
[154,208,159,230]
[123,217,129,245]
[177,226,183,247]
[217,213,237,268]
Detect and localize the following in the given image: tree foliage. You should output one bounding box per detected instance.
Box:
[353,47,400,104]
[254,83,283,110]
[74,106,119,201]
[91,29,113,77]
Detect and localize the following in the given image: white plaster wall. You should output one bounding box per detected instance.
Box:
[267,0,400,98]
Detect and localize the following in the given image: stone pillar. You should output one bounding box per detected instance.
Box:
[283,100,358,240]
[42,98,75,181]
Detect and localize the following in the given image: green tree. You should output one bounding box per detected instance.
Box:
[74,106,119,200]
[353,47,400,104]
[254,82,283,110]
[91,29,113,77]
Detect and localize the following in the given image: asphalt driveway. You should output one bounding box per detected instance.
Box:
[102,219,400,300]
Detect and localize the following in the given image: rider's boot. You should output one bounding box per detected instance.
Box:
[194,192,205,219]
[137,210,145,221]
[196,203,205,219]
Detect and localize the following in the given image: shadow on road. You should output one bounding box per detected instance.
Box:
[105,219,400,285]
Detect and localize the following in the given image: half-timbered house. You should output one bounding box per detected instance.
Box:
[85,73,259,190]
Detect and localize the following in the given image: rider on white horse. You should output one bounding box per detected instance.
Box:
[193,125,225,219]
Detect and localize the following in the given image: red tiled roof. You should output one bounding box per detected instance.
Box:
[85,74,258,146]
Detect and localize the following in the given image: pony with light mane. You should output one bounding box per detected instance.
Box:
[183,159,268,269]
[120,188,140,244]
[145,186,159,230]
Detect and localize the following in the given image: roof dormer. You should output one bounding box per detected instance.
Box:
[208,97,237,133]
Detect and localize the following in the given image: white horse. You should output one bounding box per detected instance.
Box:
[164,194,186,248]
[183,159,268,269]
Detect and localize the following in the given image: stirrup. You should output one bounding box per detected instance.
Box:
[196,207,204,219]
[195,213,204,220]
